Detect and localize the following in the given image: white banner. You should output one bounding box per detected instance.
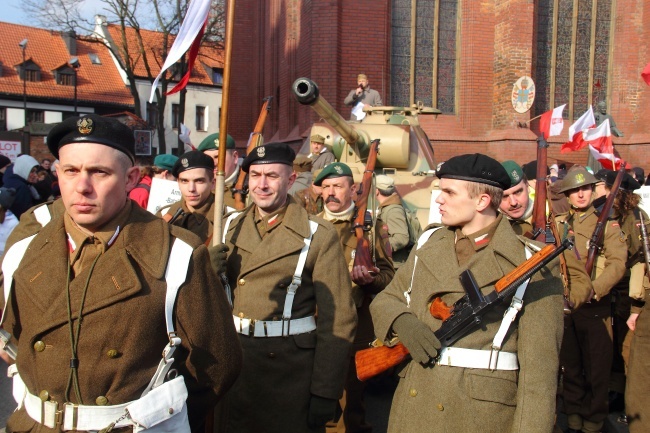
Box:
[147,178,182,215]
[635,186,650,217]
[0,141,22,161]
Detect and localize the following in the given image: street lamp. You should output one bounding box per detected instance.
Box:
[18,38,28,152]
[69,57,80,116]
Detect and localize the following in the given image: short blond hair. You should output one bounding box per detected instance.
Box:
[465,182,503,211]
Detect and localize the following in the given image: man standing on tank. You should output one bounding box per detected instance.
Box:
[344,74,383,120]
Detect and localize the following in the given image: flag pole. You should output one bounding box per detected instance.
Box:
[213,0,235,246]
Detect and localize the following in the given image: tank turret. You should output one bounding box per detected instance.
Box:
[292,77,442,224]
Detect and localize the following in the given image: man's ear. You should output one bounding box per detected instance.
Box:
[125,166,141,192]
[475,193,492,212]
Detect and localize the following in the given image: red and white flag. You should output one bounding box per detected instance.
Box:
[642,62,650,86]
[149,0,212,102]
[585,119,624,170]
[539,104,566,139]
[560,106,595,153]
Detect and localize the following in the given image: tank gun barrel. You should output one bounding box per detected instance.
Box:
[292,77,367,152]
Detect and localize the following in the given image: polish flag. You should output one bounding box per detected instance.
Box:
[585,119,624,170]
[560,106,596,153]
[642,62,650,86]
[539,104,566,139]
[149,0,212,102]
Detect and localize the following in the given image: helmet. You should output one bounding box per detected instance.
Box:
[558,165,598,193]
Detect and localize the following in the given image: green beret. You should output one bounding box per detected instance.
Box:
[241,143,296,173]
[47,114,135,162]
[154,154,179,171]
[172,151,215,178]
[501,160,525,188]
[437,154,510,190]
[313,162,353,186]
[197,132,236,151]
[310,134,326,144]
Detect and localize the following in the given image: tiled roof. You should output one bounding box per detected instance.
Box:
[106,24,224,86]
[0,22,133,107]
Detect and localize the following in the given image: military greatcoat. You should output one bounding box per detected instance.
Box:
[220,197,357,433]
[1,203,242,432]
[370,216,564,433]
[157,194,216,243]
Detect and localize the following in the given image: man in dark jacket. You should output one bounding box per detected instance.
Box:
[2,154,39,218]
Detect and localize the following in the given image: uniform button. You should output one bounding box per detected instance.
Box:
[409,388,417,397]
[437,403,444,411]
[96,396,108,406]
[168,408,174,414]
[34,341,45,352]
[268,352,276,358]
[106,349,119,358]
[238,278,246,286]
[39,390,49,401]
[238,312,245,318]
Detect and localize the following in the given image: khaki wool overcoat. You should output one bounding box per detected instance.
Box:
[220,197,357,433]
[2,203,242,432]
[370,217,564,433]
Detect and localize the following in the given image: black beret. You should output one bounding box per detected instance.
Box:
[241,143,295,173]
[172,151,215,178]
[522,160,550,180]
[437,153,510,189]
[604,171,641,192]
[47,114,135,163]
[594,169,613,183]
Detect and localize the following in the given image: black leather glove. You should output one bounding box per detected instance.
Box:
[392,313,441,365]
[207,243,229,275]
[307,395,337,428]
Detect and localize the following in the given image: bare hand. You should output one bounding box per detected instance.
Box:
[627,313,639,331]
[351,265,379,285]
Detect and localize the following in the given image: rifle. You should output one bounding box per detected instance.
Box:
[531,136,549,241]
[232,96,273,210]
[545,186,572,312]
[352,139,380,271]
[639,212,650,276]
[0,328,17,360]
[355,237,573,381]
[584,163,626,277]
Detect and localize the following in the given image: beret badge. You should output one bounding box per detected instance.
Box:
[335,166,343,174]
[511,170,520,182]
[182,158,189,168]
[77,118,94,135]
[257,147,266,158]
[214,138,220,146]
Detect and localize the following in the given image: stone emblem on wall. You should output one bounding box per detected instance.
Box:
[511,76,535,114]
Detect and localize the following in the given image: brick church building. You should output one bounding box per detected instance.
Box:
[227,0,650,169]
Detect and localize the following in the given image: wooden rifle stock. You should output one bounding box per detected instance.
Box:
[584,162,626,277]
[532,136,549,241]
[353,139,380,270]
[545,186,572,310]
[639,212,650,276]
[232,96,273,210]
[355,238,570,380]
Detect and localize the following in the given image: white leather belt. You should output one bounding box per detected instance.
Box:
[233,315,316,337]
[436,347,519,371]
[23,390,131,430]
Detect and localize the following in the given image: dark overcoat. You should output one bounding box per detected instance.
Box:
[370,217,564,433]
[220,198,357,433]
[2,204,242,432]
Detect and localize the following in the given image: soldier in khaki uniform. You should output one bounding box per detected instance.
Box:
[499,160,534,236]
[309,134,336,172]
[0,114,242,432]
[370,153,565,432]
[555,166,628,433]
[314,163,394,432]
[157,150,216,243]
[198,132,241,211]
[294,168,325,215]
[375,174,411,268]
[217,143,357,433]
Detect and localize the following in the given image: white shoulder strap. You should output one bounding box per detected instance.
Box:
[1,234,38,326]
[33,204,52,227]
[222,211,243,243]
[404,227,442,307]
[142,238,194,396]
[281,220,319,335]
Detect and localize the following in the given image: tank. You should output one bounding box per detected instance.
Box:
[292,77,441,224]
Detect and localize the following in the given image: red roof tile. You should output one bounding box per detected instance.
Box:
[0,22,133,107]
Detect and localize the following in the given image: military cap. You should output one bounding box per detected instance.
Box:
[558,165,598,193]
[375,174,395,192]
[0,187,16,210]
[501,160,525,188]
[522,160,550,180]
[313,162,353,186]
[172,150,215,178]
[594,169,612,183]
[436,154,510,190]
[47,114,135,162]
[154,154,179,171]
[310,134,326,144]
[293,155,313,173]
[197,132,236,152]
[241,143,296,173]
[602,171,641,191]
[357,74,368,80]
